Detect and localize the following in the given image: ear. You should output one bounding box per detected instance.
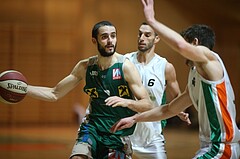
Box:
[92,38,97,44]
[192,38,199,45]
[154,35,160,44]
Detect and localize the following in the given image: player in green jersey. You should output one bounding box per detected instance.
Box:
[27,21,152,159]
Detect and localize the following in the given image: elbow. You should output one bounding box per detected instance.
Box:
[50,92,62,102]
[49,96,58,102]
[49,91,61,102]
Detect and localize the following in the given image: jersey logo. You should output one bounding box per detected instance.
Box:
[85,88,98,98]
[192,77,196,87]
[118,85,130,97]
[113,68,122,80]
[90,71,98,76]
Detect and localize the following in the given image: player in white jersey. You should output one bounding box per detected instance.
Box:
[109,22,191,159]
[110,0,240,158]
[188,52,240,158]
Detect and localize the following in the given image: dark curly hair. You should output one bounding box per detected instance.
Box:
[180,24,215,50]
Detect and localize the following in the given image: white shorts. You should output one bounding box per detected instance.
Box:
[193,142,240,159]
[132,140,167,159]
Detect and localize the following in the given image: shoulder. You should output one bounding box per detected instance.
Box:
[75,56,98,69]
[70,57,96,81]
[124,51,137,60]
[154,53,167,62]
[152,54,168,70]
[164,62,177,80]
[122,55,136,72]
[86,55,98,66]
[165,62,175,72]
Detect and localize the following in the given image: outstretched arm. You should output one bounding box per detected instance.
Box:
[111,87,193,132]
[27,60,87,101]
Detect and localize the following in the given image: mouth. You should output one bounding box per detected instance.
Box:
[106,44,114,48]
[138,43,145,47]
[106,45,114,51]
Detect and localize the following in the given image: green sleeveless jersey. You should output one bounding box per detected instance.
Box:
[83,55,136,136]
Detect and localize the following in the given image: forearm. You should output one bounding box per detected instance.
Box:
[135,91,192,122]
[134,104,174,122]
[148,20,186,54]
[127,98,154,113]
[27,85,58,102]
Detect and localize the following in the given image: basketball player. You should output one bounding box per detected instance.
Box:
[27,21,153,159]
[111,0,240,158]
[106,22,191,159]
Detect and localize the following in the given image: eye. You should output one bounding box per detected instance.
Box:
[101,35,108,40]
[145,33,151,37]
[111,33,116,39]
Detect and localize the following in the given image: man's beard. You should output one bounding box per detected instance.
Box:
[97,42,116,57]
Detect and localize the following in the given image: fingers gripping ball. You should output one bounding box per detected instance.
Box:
[0,70,28,104]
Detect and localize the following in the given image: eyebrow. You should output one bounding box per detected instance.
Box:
[101,31,116,35]
[139,30,152,34]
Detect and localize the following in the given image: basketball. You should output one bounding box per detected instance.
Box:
[0,70,28,104]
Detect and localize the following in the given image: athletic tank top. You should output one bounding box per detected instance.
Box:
[125,52,167,146]
[83,55,137,136]
[188,52,240,143]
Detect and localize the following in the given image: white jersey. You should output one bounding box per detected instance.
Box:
[125,52,167,147]
[188,52,240,158]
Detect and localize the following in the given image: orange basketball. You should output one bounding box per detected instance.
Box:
[0,70,28,104]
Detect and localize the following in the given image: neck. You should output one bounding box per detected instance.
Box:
[137,50,155,64]
[97,53,117,70]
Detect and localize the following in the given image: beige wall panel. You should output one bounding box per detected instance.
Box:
[0,0,239,124]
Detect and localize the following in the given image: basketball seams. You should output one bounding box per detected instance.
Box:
[0,70,28,104]
[0,72,28,83]
[0,87,26,103]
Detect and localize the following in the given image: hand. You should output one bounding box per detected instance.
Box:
[141,0,156,23]
[110,115,136,133]
[177,112,191,125]
[105,96,131,107]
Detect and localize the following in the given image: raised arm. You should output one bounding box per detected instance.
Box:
[141,0,210,63]
[27,59,87,101]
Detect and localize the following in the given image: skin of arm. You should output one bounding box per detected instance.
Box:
[105,58,153,112]
[141,0,208,63]
[141,0,223,81]
[164,62,180,103]
[165,62,191,124]
[111,86,193,132]
[27,59,88,102]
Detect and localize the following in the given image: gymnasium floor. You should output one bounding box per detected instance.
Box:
[0,124,199,159]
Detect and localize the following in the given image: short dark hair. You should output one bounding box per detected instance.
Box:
[92,21,115,39]
[180,24,215,50]
[140,22,158,36]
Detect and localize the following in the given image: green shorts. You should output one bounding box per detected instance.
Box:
[69,123,133,159]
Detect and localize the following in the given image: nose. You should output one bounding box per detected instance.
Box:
[107,36,113,43]
[139,34,145,42]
